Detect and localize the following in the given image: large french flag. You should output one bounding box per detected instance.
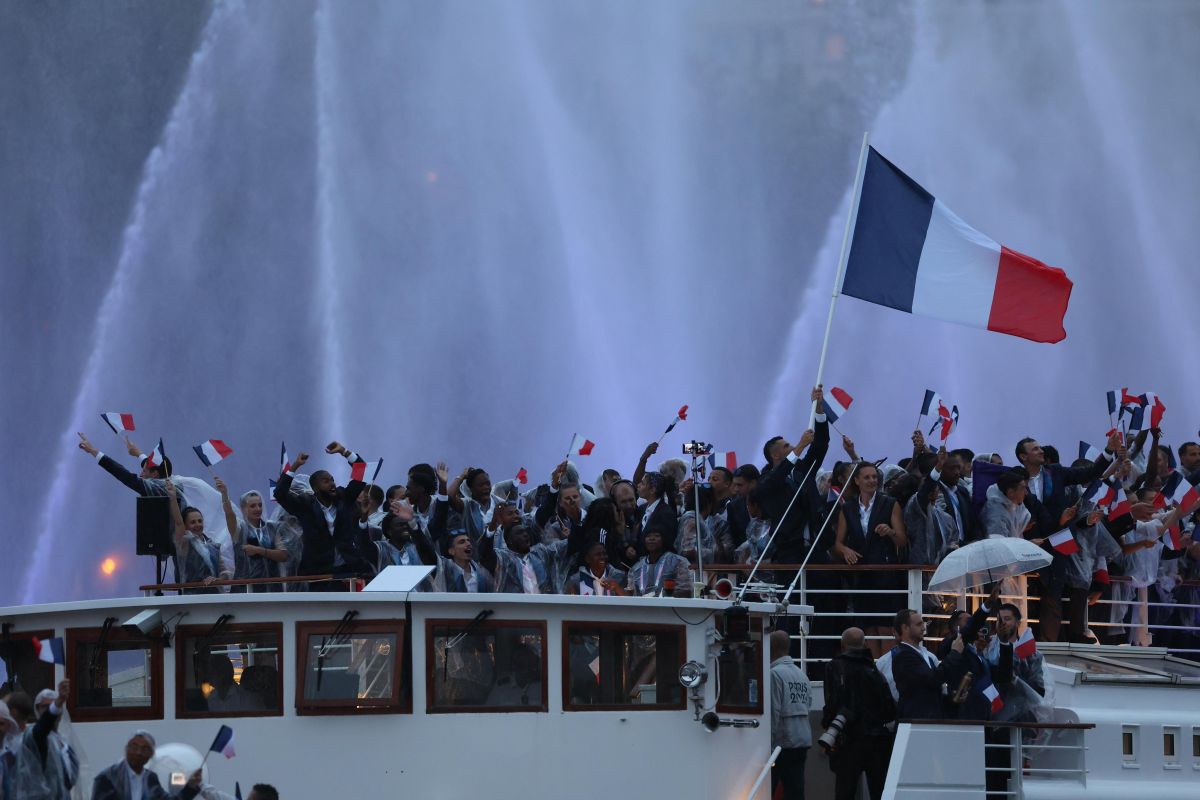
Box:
[193,439,233,468]
[841,148,1072,343]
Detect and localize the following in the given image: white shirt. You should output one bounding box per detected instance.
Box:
[901,640,939,669]
[640,498,661,531]
[858,493,876,534]
[518,554,540,594]
[1027,469,1044,501]
[124,761,148,800]
[462,562,479,593]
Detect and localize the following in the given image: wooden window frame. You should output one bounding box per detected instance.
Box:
[174,622,284,720]
[716,615,765,715]
[425,618,548,714]
[65,626,164,722]
[295,619,409,716]
[0,628,56,696]
[561,621,687,712]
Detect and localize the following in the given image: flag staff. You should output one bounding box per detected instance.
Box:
[809,131,871,427]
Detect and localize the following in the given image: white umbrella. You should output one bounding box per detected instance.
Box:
[928,537,1051,591]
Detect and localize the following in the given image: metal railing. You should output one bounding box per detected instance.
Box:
[139,574,358,594]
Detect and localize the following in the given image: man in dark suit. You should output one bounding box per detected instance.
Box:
[891,608,959,720]
[91,730,202,800]
[932,450,977,543]
[758,385,830,564]
[273,441,374,584]
[1014,432,1121,640]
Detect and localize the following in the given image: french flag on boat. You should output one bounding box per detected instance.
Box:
[145,438,165,469]
[1161,470,1200,511]
[193,439,233,468]
[1078,441,1103,462]
[1048,527,1079,556]
[280,441,291,475]
[978,675,1004,714]
[570,434,595,456]
[919,390,943,417]
[209,724,236,759]
[1143,392,1166,429]
[841,148,1073,343]
[1107,485,1132,521]
[268,478,278,503]
[1014,628,1037,659]
[930,404,959,442]
[350,458,383,483]
[1083,479,1116,508]
[515,467,529,485]
[32,636,65,665]
[101,412,136,435]
[707,451,738,471]
[821,387,854,422]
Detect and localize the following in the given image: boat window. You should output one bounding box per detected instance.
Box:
[716,615,763,715]
[1163,726,1179,766]
[66,626,164,722]
[296,619,408,715]
[1192,727,1200,762]
[0,630,56,696]
[176,623,282,719]
[562,622,685,711]
[1122,724,1139,766]
[426,619,547,713]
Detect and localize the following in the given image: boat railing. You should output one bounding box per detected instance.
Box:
[744,745,782,800]
[138,574,357,594]
[895,719,1095,797]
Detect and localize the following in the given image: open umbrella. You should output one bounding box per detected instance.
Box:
[928,537,1051,592]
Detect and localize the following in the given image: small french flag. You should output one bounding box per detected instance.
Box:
[1083,479,1116,508]
[1162,523,1183,551]
[821,387,854,423]
[515,467,529,485]
[570,434,595,456]
[919,390,942,417]
[350,458,383,483]
[1048,527,1079,556]
[1105,390,1120,417]
[1107,485,1132,522]
[929,404,959,442]
[1161,471,1200,512]
[193,439,234,468]
[707,451,738,471]
[280,441,291,475]
[101,412,136,435]
[1078,441,1103,462]
[32,636,65,665]
[978,676,1004,714]
[1143,392,1166,429]
[145,438,166,469]
[1013,628,1037,659]
[209,724,236,759]
[268,478,278,503]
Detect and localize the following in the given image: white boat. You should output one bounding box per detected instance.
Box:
[2,566,1198,799]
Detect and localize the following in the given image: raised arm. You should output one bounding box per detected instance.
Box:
[632,443,658,489]
[215,477,240,544]
[164,479,189,555]
[447,466,468,513]
[477,527,500,576]
[78,432,156,495]
[274,452,309,515]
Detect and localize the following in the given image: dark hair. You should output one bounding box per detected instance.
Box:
[886,473,920,506]
[465,468,489,492]
[608,478,636,499]
[643,471,676,504]
[407,468,436,495]
[642,520,675,553]
[684,484,714,515]
[182,506,203,523]
[996,468,1028,495]
[893,609,918,634]
[1070,458,1092,469]
[1015,437,1036,463]
[997,602,1022,621]
[847,462,879,495]
[914,451,938,475]
[710,466,733,483]
[251,786,280,800]
[1178,441,1199,458]
[830,461,852,487]
[897,457,911,470]
[385,484,405,502]
[601,468,621,481]
[149,456,173,479]
[951,448,974,463]
[732,464,760,482]
[1042,445,1060,465]
[5,691,33,725]
[762,436,785,464]
[364,484,384,508]
[444,528,470,555]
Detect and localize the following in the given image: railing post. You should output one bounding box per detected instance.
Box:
[907,567,923,612]
[1008,727,1023,795]
[798,569,808,668]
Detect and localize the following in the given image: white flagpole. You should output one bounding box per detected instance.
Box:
[808,131,871,427]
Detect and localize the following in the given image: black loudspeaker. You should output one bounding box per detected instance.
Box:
[136,495,172,556]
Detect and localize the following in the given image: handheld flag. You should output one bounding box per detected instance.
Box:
[1083,480,1116,509]
[350,458,383,483]
[1014,628,1037,659]
[1144,392,1166,429]
[978,675,1004,714]
[145,438,166,470]
[1107,485,1132,522]
[515,467,528,485]
[268,478,278,503]
[1078,441,1103,462]
[101,412,135,436]
[919,390,942,418]
[706,451,738,472]
[280,441,291,475]
[569,434,595,457]
[209,724,236,759]
[929,404,959,442]
[841,147,1072,343]
[193,439,233,468]
[658,405,689,443]
[822,387,854,423]
[1048,528,1079,556]
[235,784,243,800]
[1161,471,1200,511]
[32,636,65,665]
[1105,390,1120,418]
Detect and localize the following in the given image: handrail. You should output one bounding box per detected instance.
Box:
[745,745,781,800]
[139,574,349,592]
[901,719,1095,730]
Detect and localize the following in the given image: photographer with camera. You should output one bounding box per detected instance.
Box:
[820,627,897,800]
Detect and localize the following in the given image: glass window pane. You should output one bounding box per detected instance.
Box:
[565,626,683,709]
[717,641,761,710]
[303,632,397,702]
[177,627,281,717]
[428,623,545,712]
[0,634,55,696]
[77,645,154,709]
